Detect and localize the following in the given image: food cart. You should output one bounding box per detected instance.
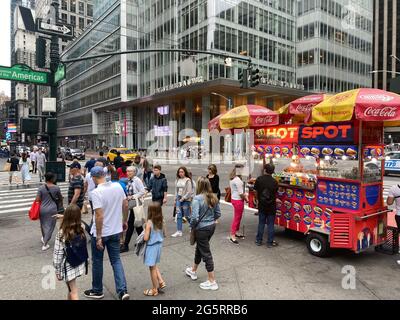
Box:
[249,89,399,257]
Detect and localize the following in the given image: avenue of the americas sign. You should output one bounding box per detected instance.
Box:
[0,64,50,85]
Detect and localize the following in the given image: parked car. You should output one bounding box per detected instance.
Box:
[65,148,85,160]
[384,151,400,176]
[107,148,138,163]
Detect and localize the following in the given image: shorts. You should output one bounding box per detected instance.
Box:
[9,171,16,177]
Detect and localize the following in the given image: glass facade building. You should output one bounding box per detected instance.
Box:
[59,0,373,150]
[296,0,373,91]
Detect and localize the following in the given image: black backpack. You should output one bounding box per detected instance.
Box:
[64,234,89,273]
[259,187,274,206]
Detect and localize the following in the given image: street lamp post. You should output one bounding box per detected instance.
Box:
[106,110,127,147]
[211,92,233,110]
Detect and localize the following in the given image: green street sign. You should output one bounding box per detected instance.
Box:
[54,63,66,84]
[0,64,50,85]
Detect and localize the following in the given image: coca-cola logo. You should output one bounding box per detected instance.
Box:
[299,96,322,102]
[360,94,394,102]
[295,104,314,113]
[255,116,274,124]
[364,106,397,118]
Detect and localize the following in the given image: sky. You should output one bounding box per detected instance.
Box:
[0,0,11,97]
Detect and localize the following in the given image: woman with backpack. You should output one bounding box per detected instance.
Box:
[229,164,248,245]
[35,172,63,251]
[185,177,221,291]
[171,167,193,237]
[53,204,88,300]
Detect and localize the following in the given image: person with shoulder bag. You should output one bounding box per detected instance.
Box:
[35,172,63,251]
[53,205,88,300]
[185,177,221,291]
[171,167,193,238]
[120,166,146,253]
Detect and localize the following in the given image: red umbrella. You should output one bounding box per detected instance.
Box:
[208,113,224,131]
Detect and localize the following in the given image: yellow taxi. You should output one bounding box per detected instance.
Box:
[107,148,138,163]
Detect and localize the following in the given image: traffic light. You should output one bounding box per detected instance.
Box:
[21,118,40,134]
[36,38,47,68]
[250,68,260,87]
[239,68,249,89]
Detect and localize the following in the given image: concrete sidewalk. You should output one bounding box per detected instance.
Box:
[1,200,400,300]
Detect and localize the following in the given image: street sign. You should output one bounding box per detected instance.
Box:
[42,98,56,112]
[54,63,66,84]
[0,64,50,85]
[36,19,75,39]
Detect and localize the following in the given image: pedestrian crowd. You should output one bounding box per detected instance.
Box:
[5,147,48,185]
[29,150,281,300]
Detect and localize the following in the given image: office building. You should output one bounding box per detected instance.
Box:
[59,0,374,150]
[372,0,400,142]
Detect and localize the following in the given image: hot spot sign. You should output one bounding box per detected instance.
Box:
[255,123,355,144]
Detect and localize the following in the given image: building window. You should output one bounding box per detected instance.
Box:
[61,13,68,23]
[79,17,84,29]
[70,0,76,13]
[79,2,85,15]
[70,15,76,26]
[87,4,93,17]
[61,0,67,10]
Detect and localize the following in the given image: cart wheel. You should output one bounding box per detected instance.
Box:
[306,232,330,257]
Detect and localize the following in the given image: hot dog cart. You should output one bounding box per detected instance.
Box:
[249,89,400,257]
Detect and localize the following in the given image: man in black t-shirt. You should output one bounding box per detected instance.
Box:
[254,163,279,248]
[7,153,20,185]
[68,167,85,209]
[113,152,124,169]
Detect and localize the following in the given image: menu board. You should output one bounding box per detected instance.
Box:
[316,180,360,210]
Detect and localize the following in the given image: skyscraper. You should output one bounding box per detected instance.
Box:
[58,0,374,150]
[372,0,400,91]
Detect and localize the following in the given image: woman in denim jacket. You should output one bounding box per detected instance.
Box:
[185,177,221,291]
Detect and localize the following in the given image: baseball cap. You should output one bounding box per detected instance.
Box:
[91,166,106,177]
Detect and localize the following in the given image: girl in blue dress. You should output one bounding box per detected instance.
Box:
[143,202,166,296]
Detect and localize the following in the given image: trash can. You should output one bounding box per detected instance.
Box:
[45,161,66,183]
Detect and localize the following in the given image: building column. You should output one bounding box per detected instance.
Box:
[185,99,193,129]
[374,0,380,88]
[201,96,210,129]
[383,0,388,90]
[392,0,397,79]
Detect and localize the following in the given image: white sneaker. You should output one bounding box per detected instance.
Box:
[185,267,198,280]
[42,244,50,251]
[199,280,219,291]
[41,237,44,245]
[171,231,183,238]
[397,260,400,265]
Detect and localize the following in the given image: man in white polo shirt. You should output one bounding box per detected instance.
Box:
[84,166,130,301]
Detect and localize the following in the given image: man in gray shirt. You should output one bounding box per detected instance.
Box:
[36,149,47,182]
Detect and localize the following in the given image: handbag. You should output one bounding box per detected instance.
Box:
[133,197,145,228]
[3,162,11,172]
[45,185,65,214]
[224,187,232,203]
[29,201,41,221]
[190,207,210,246]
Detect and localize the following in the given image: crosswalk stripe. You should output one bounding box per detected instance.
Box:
[0,187,69,195]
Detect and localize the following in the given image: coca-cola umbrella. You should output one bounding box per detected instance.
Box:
[208,113,225,131]
[312,88,400,123]
[289,94,332,121]
[219,105,279,129]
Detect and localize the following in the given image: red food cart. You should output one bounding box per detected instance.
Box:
[249,89,400,257]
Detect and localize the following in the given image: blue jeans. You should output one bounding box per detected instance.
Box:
[91,233,127,295]
[176,196,191,232]
[256,212,276,244]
